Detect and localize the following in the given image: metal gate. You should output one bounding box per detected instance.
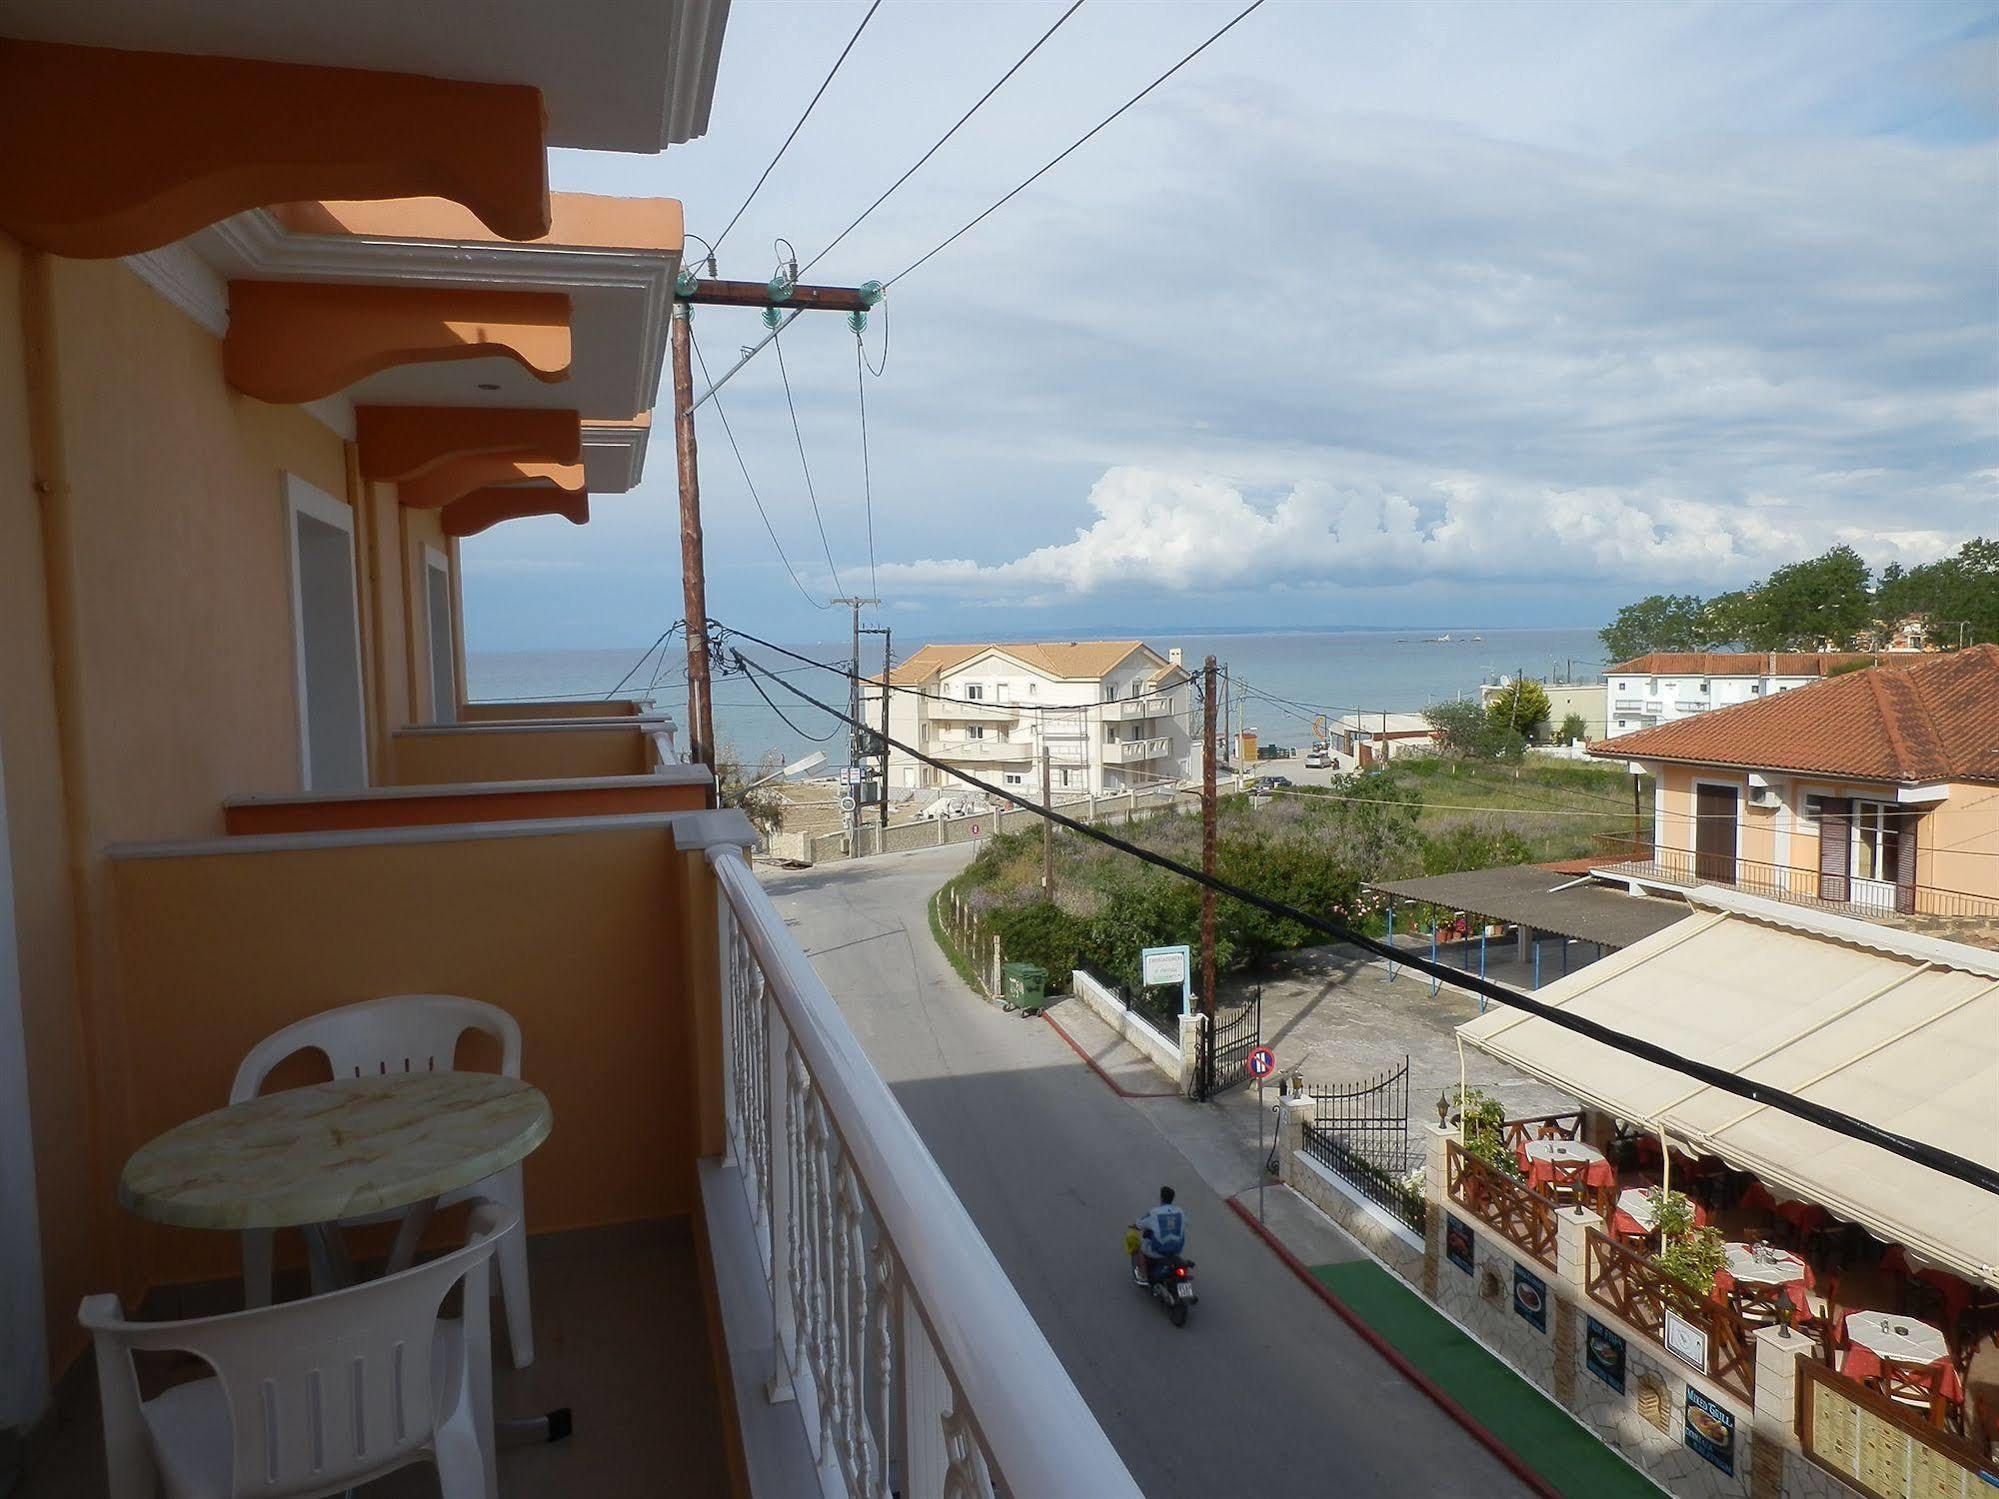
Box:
[1299,1056,1423,1232]
[1192,986,1261,1101]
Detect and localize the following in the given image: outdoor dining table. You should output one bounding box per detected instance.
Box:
[1520,1137,1615,1196]
[1608,1187,1709,1240]
[1838,1311,1963,1405]
[1714,1241,1813,1313]
[120,1071,550,1246]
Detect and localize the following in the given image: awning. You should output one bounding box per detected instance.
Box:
[1369,866,1691,948]
[1458,894,1999,1288]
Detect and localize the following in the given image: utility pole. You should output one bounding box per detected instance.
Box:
[1041,743,1054,901]
[861,625,891,832]
[669,306,713,780]
[1200,656,1218,1024]
[833,596,879,843]
[1220,662,1231,762]
[671,272,879,784]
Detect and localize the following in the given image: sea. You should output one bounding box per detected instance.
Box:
[467,625,1608,768]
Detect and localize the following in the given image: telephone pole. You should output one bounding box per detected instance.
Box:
[1041,743,1055,900]
[671,272,880,786]
[862,625,891,831]
[833,596,879,842]
[1200,656,1218,1022]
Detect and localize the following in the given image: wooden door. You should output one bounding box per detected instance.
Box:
[1694,784,1739,883]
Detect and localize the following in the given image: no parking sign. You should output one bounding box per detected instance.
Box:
[1246,1045,1276,1079]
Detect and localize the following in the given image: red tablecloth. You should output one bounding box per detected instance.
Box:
[1608,1198,1709,1239]
[1526,1157,1615,1195]
[1839,1344,1964,1406]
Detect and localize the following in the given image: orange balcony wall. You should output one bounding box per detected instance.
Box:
[388,718,676,785]
[223,770,711,836]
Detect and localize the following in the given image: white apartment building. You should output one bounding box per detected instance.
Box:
[1604,651,1899,736]
[862,640,1195,801]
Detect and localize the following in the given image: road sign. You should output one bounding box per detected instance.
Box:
[969,824,982,837]
[839,795,857,812]
[841,766,863,786]
[1246,1045,1276,1079]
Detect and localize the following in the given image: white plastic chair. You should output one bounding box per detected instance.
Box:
[79,1200,513,1499]
[229,995,534,1367]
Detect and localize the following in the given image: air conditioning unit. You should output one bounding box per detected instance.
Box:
[1748,784,1779,808]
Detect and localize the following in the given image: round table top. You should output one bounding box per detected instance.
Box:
[1843,1311,1947,1365]
[1723,1242,1808,1286]
[1523,1138,1604,1165]
[1617,1188,1662,1229]
[119,1073,551,1231]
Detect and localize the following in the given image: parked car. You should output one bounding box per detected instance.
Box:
[1303,751,1330,769]
[1257,775,1294,790]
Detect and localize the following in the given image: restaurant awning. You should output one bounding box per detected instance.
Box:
[1369,866,1692,948]
[1457,887,1999,1288]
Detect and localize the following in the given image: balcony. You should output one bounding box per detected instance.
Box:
[1593,843,1999,948]
[39,802,1135,1498]
[926,697,1020,724]
[934,737,1035,763]
[387,711,679,784]
[1103,694,1176,722]
[1114,736,1172,763]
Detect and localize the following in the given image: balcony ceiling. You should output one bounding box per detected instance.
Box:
[0,0,728,152]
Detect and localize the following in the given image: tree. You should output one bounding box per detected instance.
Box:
[1598,593,1711,662]
[1874,537,1999,647]
[715,745,787,834]
[1421,818,1533,876]
[1424,701,1491,758]
[1485,678,1552,740]
[1734,545,1872,649]
[1557,711,1589,744]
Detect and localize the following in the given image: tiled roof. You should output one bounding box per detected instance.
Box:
[1591,644,1999,784]
[1606,651,1902,677]
[884,640,1155,685]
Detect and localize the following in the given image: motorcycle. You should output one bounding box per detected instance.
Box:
[1126,1228,1197,1327]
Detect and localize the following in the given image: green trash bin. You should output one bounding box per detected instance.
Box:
[1001,962,1049,1014]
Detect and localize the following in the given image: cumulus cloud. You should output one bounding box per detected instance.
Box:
[876,465,1958,603]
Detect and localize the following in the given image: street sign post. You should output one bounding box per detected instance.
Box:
[1246,1045,1278,1223]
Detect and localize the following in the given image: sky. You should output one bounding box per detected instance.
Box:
[461,0,1999,651]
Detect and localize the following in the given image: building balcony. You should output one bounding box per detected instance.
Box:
[1102,694,1177,722]
[1113,737,1172,763]
[387,711,679,785]
[933,737,1035,762]
[925,698,1020,723]
[28,805,1136,1498]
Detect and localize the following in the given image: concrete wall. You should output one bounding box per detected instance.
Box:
[108,818,704,1294]
[1070,969,1185,1084]
[388,720,662,784]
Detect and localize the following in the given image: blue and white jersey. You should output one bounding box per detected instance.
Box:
[1137,1204,1186,1257]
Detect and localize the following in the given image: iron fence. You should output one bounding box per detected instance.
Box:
[1192,987,1261,1101]
[1299,1057,1424,1233]
[1303,1123,1426,1235]
[1086,970,1180,1048]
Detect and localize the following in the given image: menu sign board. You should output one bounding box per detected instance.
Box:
[1800,1361,1986,1499]
[1684,1387,1735,1477]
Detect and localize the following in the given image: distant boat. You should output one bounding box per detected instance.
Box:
[1469,635,1485,642]
[1426,633,1452,643]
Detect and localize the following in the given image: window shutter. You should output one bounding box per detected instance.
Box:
[1893,809,1918,916]
[1817,798,1851,903]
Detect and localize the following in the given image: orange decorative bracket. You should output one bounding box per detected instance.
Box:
[0,40,549,258]
[442,486,591,538]
[399,458,585,512]
[225,283,572,405]
[355,407,582,482]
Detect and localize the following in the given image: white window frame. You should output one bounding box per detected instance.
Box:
[282,474,368,790]
[964,683,984,702]
[420,545,456,723]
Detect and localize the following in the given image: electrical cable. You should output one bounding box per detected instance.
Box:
[710,0,884,257]
[885,0,1267,287]
[771,322,845,597]
[726,651,844,743]
[603,624,683,698]
[724,644,1999,1198]
[800,0,1088,276]
[688,330,833,611]
[856,331,878,598]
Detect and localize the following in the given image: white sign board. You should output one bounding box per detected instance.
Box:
[1663,1308,1709,1375]
[1141,948,1189,987]
[841,766,863,786]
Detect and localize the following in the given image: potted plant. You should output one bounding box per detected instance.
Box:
[1652,1200,1727,1301]
[1440,1086,1523,1206]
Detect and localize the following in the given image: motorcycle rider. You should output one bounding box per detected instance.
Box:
[1131,1186,1186,1287]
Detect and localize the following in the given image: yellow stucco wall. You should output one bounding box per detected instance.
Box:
[389,722,657,784]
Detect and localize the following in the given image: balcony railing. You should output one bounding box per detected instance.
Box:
[1444,1139,1556,1270]
[1103,695,1176,722]
[927,698,1020,723]
[1114,737,1171,763]
[934,738,1035,762]
[1598,845,1999,923]
[1584,1228,1754,1402]
[708,847,1141,1498]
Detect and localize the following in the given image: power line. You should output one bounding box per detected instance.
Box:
[800,0,1087,276]
[603,624,683,699]
[688,329,832,611]
[771,322,845,596]
[710,0,884,256]
[724,644,1999,1198]
[731,653,843,743]
[886,0,1267,287]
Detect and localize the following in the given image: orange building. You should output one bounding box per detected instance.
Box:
[0,12,1137,1496]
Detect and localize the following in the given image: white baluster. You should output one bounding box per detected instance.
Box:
[869,1238,894,1499]
[765,1024,799,1403]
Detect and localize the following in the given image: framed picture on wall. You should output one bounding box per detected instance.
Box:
[1445,1214,1475,1275]
[1512,1263,1547,1332]
[1585,1317,1626,1394]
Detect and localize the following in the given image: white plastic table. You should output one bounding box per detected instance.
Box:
[1522,1138,1604,1167]
[1842,1311,1947,1365]
[1723,1242,1810,1287]
[119,1072,551,1230]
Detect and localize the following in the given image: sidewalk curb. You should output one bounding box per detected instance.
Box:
[1041,1011,1182,1099]
[1225,1192,1562,1499]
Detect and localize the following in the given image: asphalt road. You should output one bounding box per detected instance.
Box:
[761,845,1536,1499]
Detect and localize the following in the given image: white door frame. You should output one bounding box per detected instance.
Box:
[0,721,51,1432]
[421,544,455,724]
[282,474,368,789]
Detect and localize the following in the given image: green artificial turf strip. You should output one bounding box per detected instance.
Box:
[1309,1260,1660,1498]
